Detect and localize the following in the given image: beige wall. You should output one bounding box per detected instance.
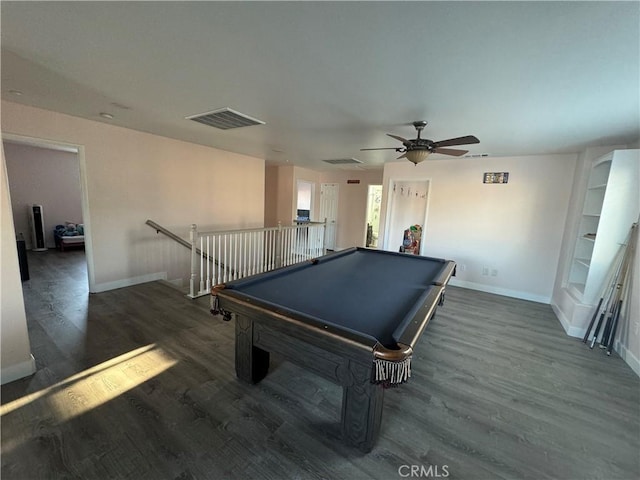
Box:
[264,165,279,227]
[1,144,35,384]
[2,101,265,292]
[274,165,295,225]
[380,154,577,303]
[4,142,83,249]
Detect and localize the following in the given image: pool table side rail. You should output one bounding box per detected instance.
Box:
[215,248,357,291]
[392,260,456,350]
[214,289,378,360]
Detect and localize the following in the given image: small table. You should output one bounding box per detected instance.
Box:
[212,247,455,452]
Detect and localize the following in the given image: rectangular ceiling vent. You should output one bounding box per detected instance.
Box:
[186,107,265,130]
[464,153,490,158]
[322,158,363,165]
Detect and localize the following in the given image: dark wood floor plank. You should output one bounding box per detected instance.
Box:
[1,250,638,479]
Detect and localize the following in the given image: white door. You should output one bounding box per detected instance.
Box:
[320,183,339,250]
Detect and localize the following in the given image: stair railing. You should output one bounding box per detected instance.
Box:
[146,219,326,298]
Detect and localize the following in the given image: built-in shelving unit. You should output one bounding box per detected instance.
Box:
[567,150,639,304]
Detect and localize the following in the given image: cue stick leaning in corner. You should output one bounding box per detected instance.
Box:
[583,244,625,343]
[588,242,629,348]
[605,223,638,355]
[599,241,631,347]
[589,224,637,348]
[590,251,631,349]
[599,223,637,348]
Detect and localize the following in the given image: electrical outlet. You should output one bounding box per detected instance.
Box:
[482,266,489,276]
[491,269,498,277]
[635,322,640,336]
[459,264,466,272]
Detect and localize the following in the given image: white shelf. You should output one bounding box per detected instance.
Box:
[567,150,639,304]
[568,282,586,296]
[574,258,591,268]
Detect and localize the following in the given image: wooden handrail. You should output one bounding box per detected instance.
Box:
[145,219,191,250]
[145,219,232,272]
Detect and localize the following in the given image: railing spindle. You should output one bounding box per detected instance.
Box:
[155,220,326,298]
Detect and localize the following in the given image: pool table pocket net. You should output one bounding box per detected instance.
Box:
[372,343,413,386]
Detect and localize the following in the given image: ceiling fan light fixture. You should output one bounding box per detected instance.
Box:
[405,149,430,165]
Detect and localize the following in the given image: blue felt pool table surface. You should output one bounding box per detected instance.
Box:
[220,247,452,348]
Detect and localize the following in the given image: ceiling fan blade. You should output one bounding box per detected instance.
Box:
[360,147,400,151]
[433,135,480,148]
[434,147,468,156]
[387,133,410,143]
[397,153,408,160]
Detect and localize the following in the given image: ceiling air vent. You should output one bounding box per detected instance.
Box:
[322,158,363,165]
[186,107,265,130]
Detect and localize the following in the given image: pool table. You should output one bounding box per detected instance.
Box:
[211,247,455,452]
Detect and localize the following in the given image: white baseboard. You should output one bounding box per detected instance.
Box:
[449,278,550,304]
[551,302,639,377]
[550,302,587,337]
[616,343,640,376]
[1,354,36,385]
[91,272,167,293]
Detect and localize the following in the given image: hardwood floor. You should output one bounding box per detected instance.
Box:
[2,250,638,479]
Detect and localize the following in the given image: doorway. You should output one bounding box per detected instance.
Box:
[365,185,382,248]
[383,179,430,254]
[319,183,339,250]
[2,134,94,290]
[296,180,314,222]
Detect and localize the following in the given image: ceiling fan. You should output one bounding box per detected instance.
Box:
[361,121,480,165]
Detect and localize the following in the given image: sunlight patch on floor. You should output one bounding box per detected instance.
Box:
[1,344,177,422]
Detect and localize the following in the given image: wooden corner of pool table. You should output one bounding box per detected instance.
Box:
[373,342,413,361]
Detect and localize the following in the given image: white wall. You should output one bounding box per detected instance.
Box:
[379,154,577,303]
[627,228,640,374]
[2,101,265,292]
[4,142,83,249]
[1,144,35,384]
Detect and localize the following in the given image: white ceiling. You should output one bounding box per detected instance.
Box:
[1,1,638,170]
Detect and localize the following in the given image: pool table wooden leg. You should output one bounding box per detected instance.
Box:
[341,361,384,452]
[235,315,270,384]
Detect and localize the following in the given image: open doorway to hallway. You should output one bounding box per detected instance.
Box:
[2,134,93,289]
[3,136,93,333]
[365,185,382,248]
[4,141,85,254]
[296,180,314,223]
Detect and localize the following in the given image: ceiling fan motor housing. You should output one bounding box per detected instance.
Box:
[406,139,435,151]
